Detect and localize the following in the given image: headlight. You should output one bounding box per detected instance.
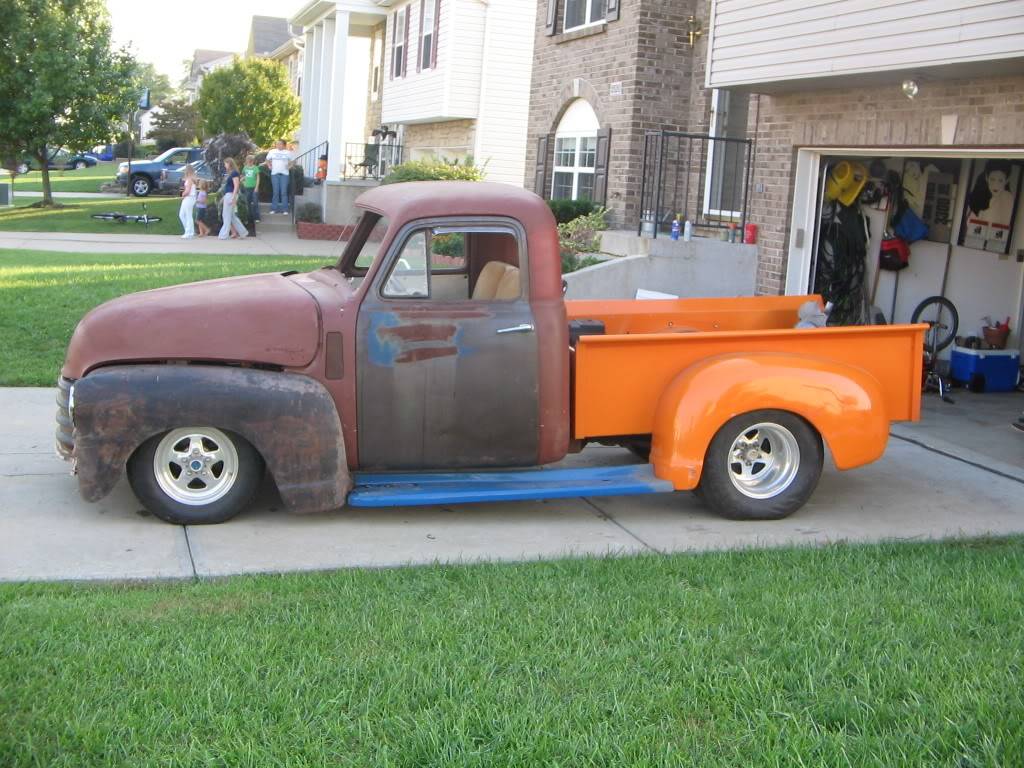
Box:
[118,162,129,174]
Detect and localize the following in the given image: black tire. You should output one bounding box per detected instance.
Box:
[696,410,823,521]
[130,174,152,197]
[91,212,123,221]
[911,296,958,353]
[127,427,264,525]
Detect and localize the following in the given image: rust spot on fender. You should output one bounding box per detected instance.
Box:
[395,347,458,363]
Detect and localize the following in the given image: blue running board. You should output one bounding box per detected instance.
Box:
[348,464,674,507]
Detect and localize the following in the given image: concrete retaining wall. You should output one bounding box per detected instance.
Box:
[564,237,757,300]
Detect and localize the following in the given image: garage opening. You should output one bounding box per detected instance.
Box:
[786,147,1024,471]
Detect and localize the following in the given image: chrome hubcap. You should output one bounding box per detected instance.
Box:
[153,428,238,506]
[727,422,800,499]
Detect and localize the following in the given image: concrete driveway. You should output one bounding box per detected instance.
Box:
[2,387,1022,582]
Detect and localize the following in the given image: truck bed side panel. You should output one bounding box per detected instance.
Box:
[573,325,925,439]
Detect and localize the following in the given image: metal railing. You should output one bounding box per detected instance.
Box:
[341,142,403,181]
[294,140,329,181]
[637,131,752,239]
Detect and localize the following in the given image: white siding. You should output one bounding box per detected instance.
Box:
[447,0,486,119]
[473,0,536,185]
[381,0,480,123]
[707,0,1024,89]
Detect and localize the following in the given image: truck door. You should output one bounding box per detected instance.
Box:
[356,219,540,469]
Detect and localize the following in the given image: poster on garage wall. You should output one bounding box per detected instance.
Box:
[958,159,1022,255]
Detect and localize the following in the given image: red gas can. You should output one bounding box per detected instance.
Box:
[743,223,758,244]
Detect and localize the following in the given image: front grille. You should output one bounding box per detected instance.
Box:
[55,376,75,461]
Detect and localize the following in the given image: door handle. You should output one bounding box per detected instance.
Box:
[496,323,534,335]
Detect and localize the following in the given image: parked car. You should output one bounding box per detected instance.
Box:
[12,149,99,173]
[91,144,116,162]
[56,182,926,525]
[158,160,215,194]
[116,146,203,196]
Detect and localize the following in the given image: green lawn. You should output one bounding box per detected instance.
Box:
[1,539,1022,766]
[0,196,184,235]
[0,250,326,386]
[7,161,118,193]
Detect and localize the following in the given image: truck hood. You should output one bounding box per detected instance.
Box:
[62,272,321,378]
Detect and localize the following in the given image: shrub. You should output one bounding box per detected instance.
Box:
[381,159,484,184]
[559,208,608,273]
[296,202,322,224]
[547,198,596,224]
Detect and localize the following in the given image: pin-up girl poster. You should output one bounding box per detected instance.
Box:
[959,159,1021,254]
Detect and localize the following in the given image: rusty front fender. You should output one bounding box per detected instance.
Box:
[650,352,889,490]
[72,365,350,513]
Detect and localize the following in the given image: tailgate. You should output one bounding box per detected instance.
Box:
[573,324,926,439]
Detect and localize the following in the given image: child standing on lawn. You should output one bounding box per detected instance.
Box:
[195,181,211,237]
[242,155,261,223]
[178,165,198,239]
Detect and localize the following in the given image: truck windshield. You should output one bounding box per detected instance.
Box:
[337,212,390,276]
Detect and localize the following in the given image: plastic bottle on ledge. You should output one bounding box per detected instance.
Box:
[682,220,693,242]
[670,216,680,240]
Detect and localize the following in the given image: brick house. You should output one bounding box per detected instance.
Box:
[528,0,1024,353]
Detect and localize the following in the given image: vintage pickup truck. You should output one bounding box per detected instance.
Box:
[56,182,925,525]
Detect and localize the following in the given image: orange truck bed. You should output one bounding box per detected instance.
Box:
[568,295,925,490]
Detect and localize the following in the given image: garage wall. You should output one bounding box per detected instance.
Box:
[747,72,1024,295]
[859,158,1024,358]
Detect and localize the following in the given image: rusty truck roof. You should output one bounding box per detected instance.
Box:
[355,181,553,224]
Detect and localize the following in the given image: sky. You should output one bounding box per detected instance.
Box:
[106,0,304,83]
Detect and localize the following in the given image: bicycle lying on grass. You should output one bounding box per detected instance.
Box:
[91,204,162,228]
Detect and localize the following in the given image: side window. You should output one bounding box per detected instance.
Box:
[430,232,466,272]
[382,231,428,297]
[381,225,521,301]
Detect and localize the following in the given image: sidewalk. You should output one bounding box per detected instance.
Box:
[0,228,347,257]
[11,191,121,199]
[2,387,1023,582]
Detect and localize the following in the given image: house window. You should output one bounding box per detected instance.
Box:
[392,7,407,78]
[704,89,749,218]
[551,98,600,201]
[420,0,438,70]
[564,0,604,32]
[371,31,381,100]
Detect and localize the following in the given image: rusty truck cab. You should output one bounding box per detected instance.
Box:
[338,182,570,470]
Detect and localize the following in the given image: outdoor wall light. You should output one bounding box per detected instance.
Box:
[901,79,919,100]
[686,16,703,47]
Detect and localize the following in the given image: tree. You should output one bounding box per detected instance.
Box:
[148,98,202,151]
[0,0,137,205]
[129,61,175,105]
[196,58,300,148]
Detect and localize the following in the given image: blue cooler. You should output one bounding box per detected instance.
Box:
[949,345,1020,392]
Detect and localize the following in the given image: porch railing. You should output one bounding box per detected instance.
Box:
[341,143,403,181]
[294,140,328,181]
[637,131,752,239]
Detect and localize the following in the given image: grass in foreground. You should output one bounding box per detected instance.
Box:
[1,539,1022,766]
[8,161,116,193]
[0,196,183,236]
[0,249,327,386]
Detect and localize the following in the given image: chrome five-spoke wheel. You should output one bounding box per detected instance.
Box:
[128,426,263,525]
[153,427,239,506]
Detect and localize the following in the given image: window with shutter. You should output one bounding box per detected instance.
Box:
[420,0,438,71]
[392,7,407,79]
[563,0,604,32]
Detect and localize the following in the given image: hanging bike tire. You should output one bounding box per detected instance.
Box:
[910,296,959,353]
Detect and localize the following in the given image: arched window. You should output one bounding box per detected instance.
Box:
[552,99,599,201]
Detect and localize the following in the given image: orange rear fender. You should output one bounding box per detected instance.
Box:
[650,352,889,490]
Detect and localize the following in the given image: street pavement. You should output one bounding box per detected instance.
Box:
[2,387,1022,582]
